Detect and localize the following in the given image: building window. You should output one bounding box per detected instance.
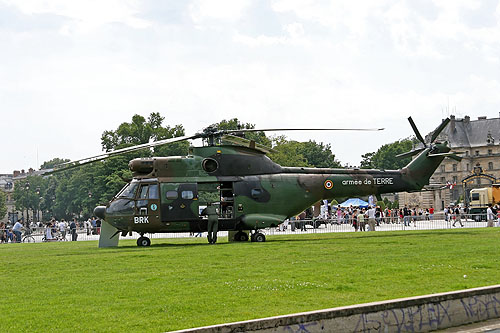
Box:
[441,177,446,183]
[452,176,458,183]
[488,149,492,155]
[465,151,469,157]
[489,162,493,170]
[475,150,480,156]
[452,164,457,172]
[441,165,445,173]
[466,163,470,171]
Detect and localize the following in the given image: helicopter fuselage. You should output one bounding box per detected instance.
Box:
[98,144,445,235]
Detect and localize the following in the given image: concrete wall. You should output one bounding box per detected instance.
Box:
[173,285,500,333]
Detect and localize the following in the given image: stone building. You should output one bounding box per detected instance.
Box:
[399,115,500,210]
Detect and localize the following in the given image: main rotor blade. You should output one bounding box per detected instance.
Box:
[395,148,425,159]
[430,118,451,143]
[407,117,426,145]
[225,127,385,134]
[48,134,200,173]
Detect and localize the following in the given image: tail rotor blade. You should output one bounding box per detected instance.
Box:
[408,117,426,145]
[428,152,463,161]
[430,118,451,143]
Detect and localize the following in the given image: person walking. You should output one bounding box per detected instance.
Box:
[452,206,463,227]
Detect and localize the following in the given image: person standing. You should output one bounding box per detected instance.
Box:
[299,211,307,231]
[203,203,218,244]
[367,206,376,231]
[487,204,495,227]
[70,218,78,241]
[59,219,68,240]
[452,206,463,227]
[91,217,97,235]
[358,209,366,231]
[403,205,410,226]
[12,219,23,243]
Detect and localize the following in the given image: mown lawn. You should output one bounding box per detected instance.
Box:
[1,228,500,332]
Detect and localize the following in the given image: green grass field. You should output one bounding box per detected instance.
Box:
[2,228,500,332]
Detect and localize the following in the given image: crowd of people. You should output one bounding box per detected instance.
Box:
[279,203,500,232]
[0,216,103,243]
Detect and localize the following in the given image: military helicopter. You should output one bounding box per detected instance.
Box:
[49,117,459,247]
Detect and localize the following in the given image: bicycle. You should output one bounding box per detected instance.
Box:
[22,228,36,243]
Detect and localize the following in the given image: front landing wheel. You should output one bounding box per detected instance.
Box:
[137,236,151,247]
[234,231,249,242]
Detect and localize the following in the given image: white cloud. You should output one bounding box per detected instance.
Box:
[189,0,251,23]
[1,1,500,172]
[1,0,151,33]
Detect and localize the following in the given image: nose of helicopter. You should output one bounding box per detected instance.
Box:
[94,206,106,220]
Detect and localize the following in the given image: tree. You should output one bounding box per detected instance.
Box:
[360,138,415,170]
[40,158,70,170]
[0,190,7,220]
[13,176,44,221]
[269,138,342,168]
[211,118,272,147]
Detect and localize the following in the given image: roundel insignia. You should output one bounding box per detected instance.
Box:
[324,180,334,190]
[150,204,158,211]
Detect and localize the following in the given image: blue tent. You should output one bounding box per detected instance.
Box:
[339,198,369,208]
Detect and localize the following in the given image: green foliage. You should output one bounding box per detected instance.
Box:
[40,158,70,170]
[13,176,44,217]
[376,200,386,210]
[269,138,341,168]
[0,190,7,219]
[331,199,339,206]
[1,229,500,331]
[360,138,414,170]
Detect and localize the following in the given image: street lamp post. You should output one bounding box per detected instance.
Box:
[24,182,30,224]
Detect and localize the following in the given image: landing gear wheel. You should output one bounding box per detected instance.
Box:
[234,231,249,242]
[254,232,266,242]
[137,236,151,247]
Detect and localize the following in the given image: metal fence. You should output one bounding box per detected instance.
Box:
[0,213,498,244]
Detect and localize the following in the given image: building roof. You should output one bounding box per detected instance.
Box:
[431,115,500,149]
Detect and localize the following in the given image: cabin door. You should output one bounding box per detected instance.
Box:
[160,183,199,223]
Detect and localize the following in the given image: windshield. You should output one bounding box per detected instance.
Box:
[116,182,139,199]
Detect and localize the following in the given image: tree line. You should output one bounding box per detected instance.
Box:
[7,112,414,222]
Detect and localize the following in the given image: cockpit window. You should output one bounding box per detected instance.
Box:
[139,185,148,199]
[117,182,139,198]
[149,184,159,199]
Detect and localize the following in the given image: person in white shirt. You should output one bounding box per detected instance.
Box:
[59,219,68,239]
[367,206,377,231]
[12,219,24,243]
[487,204,495,227]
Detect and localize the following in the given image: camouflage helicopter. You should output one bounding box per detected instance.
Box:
[50,117,459,247]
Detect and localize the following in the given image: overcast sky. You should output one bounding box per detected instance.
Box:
[1,0,500,174]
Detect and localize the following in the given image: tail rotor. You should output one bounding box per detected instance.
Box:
[396,117,462,161]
